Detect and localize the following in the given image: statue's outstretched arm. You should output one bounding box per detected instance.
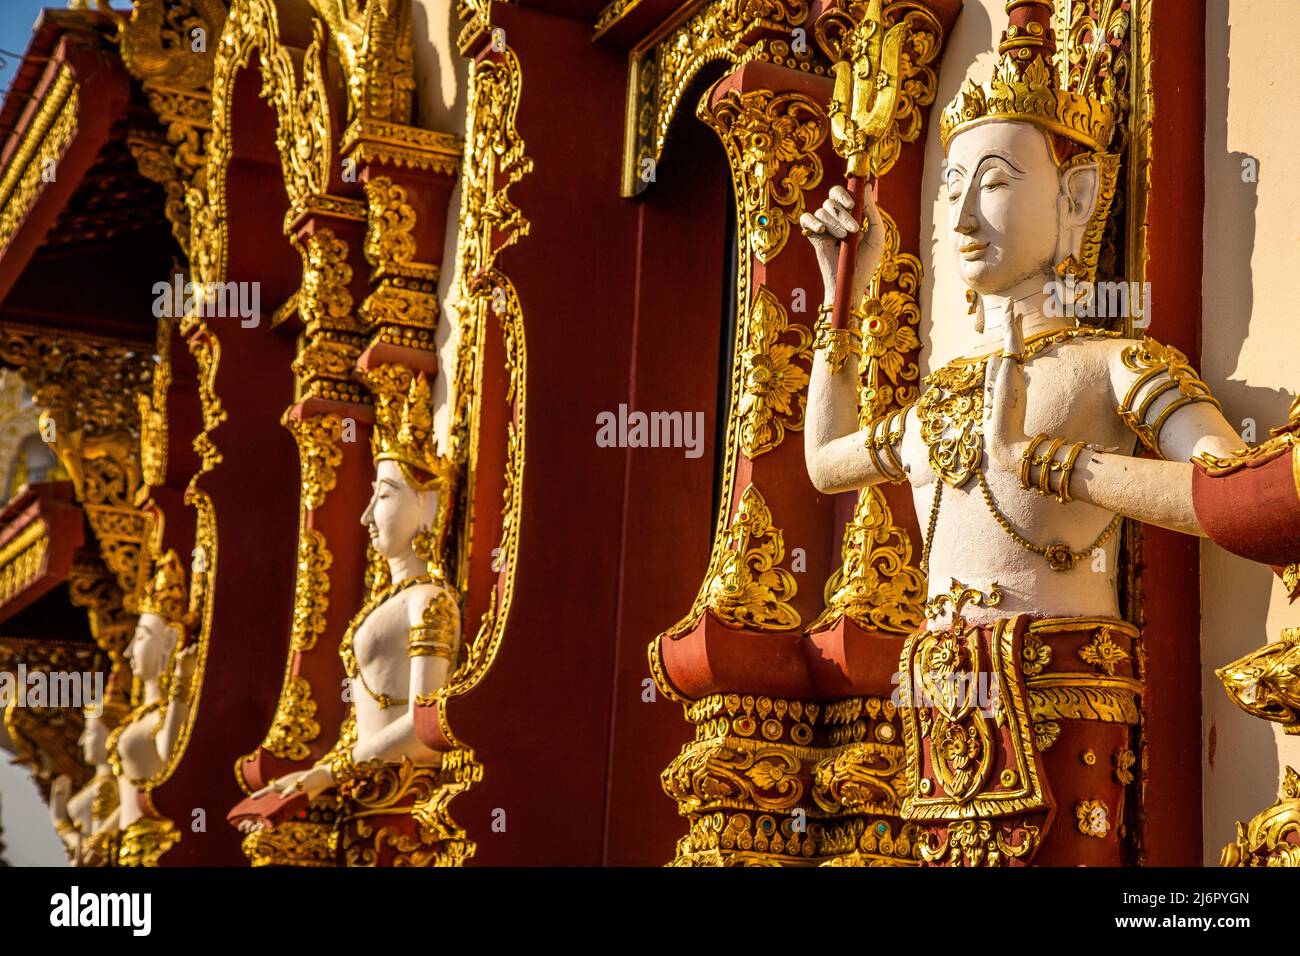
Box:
[802,186,908,494]
[986,321,1242,536]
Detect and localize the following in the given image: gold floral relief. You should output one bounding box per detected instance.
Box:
[857,208,921,423]
[738,287,812,457]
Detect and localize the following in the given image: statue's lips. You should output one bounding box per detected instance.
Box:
[959,241,989,260]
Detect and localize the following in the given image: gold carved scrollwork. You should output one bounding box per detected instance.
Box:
[359,177,440,353]
[260,674,322,763]
[1221,767,1300,868]
[117,818,180,868]
[283,413,345,512]
[663,694,824,865]
[447,47,533,466]
[700,88,825,264]
[119,0,228,91]
[812,741,907,817]
[242,795,338,867]
[1218,628,1300,736]
[337,759,447,867]
[620,0,815,197]
[813,485,925,634]
[0,66,78,257]
[701,485,800,632]
[857,208,921,422]
[293,231,367,404]
[0,331,154,620]
[738,287,812,457]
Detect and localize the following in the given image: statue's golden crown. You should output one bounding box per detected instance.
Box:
[940,0,1119,156]
[363,367,454,492]
[139,550,187,624]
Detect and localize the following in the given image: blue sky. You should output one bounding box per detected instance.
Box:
[0,2,64,95]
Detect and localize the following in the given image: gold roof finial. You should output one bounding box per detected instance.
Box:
[940,0,1120,155]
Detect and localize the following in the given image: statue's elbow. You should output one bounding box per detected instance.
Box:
[804,449,837,495]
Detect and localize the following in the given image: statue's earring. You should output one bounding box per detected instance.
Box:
[967,289,985,333]
[1055,254,1088,327]
[413,526,441,576]
[1055,254,1085,280]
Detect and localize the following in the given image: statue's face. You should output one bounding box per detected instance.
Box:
[361,459,437,560]
[944,121,1062,296]
[125,612,175,684]
[80,714,109,765]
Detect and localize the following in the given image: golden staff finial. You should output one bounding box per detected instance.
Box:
[825,0,908,330]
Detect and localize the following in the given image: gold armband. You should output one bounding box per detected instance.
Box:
[1116,336,1222,459]
[408,590,459,661]
[864,406,909,484]
[55,819,78,838]
[813,317,862,377]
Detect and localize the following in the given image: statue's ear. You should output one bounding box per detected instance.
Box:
[161,623,180,659]
[1060,162,1101,230]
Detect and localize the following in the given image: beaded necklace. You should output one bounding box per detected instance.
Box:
[916,326,1122,575]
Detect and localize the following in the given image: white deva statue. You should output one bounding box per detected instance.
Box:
[240,373,460,841]
[799,0,1242,866]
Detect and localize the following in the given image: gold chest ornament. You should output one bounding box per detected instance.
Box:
[914,328,1123,573]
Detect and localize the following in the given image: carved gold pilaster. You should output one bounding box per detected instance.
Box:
[0,638,103,800]
[0,331,153,694]
[291,226,369,405]
[664,694,827,866]
[812,696,919,865]
[357,176,442,356]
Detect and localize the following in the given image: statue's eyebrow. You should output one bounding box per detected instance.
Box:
[973,149,1027,175]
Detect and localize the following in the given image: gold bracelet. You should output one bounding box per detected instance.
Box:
[812,319,862,377]
[1038,437,1066,496]
[1020,433,1048,492]
[1057,441,1087,504]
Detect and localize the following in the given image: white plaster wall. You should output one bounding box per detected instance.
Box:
[411,0,470,451]
[1201,0,1300,865]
